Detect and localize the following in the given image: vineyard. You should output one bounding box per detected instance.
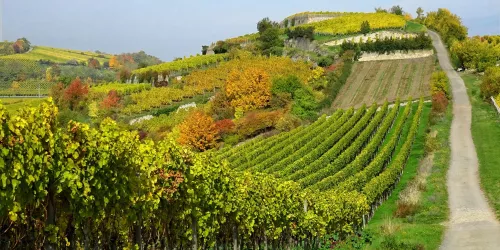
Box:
[131,54,228,81]
[0,98,426,248]
[217,97,427,229]
[332,57,434,108]
[299,13,406,35]
[123,55,314,114]
[0,46,112,64]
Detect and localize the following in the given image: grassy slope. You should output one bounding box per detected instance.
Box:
[0,98,47,114]
[405,21,427,33]
[1,46,111,63]
[362,102,451,250]
[462,73,500,218]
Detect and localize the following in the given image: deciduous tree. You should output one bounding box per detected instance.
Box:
[64,78,89,110]
[177,111,219,151]
[225,68,271,113]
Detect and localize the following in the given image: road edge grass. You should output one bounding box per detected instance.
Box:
[359,101,451,250]
[462,73,500,219]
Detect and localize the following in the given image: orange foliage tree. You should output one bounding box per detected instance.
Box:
[64,78,89,110]
[101,90,121,109]
[109,56,119,69]
[225,68,271,113]
[178,111,220,151]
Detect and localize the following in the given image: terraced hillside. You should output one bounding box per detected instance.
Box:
[218,99,427,206]
[0,46,112,63]
[333,57,434,108]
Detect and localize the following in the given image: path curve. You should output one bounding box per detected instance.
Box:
[429,30,500,249]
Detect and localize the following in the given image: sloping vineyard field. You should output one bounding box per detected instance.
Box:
[0,46,112,64]
[218,98,427,223]
[333,57,433,108]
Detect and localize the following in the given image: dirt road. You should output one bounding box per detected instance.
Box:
[429,30,500,249]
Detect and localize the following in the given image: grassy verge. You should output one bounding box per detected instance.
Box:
[405,21,427,33]
[462,73,500,219]
[357,102,451,250]
[0,97,47,114]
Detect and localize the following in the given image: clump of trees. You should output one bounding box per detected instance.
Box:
[425,8,468,46]
[257,17,284,56]
[430,71,451,113]
[0,38,31,55]
[341,32,432,56]
[285,26,315,40]
[480,67,500,99]
[450,36,500,72]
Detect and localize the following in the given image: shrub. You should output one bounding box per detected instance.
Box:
[177,111,220,151]
[226,68,272,112]
[430,71,451,99]
[272,75,302,95]
[215,119,235,136]
[235,110,282,138]
[432,91,449,113]
[291,88,318,120]
[360,21,371,35]
[275,113,301,132]
[63,78,89,110]
[480,67,500,98]
[100,90,121,110]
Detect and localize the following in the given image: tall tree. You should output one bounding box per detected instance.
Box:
[416,7,424,19]
[390,5,404,16]
[225,68,272,113]
[177,111,219,151]
[109,56,118,69]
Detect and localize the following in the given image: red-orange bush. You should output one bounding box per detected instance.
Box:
[101,90,121,110]
[432,91,448,113]
[178,111,220,151]
[64,78,89,110]
[215,119,235,136]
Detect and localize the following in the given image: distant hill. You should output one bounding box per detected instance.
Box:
[0,46,112,64]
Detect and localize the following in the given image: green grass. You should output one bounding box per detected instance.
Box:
[358,102,451,250]
[462,73,500,219]
[0,98,47,114]
[405,21,427,33]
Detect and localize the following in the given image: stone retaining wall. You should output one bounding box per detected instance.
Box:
[359,50,434,62]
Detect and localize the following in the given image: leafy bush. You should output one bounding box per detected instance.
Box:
[430,71,451,99]
[432,91,449,113]
[275,113,301,132]
[291,88,318,120]
[272,75,303,95]
[361,21,371,35]
[235,110,282,138]
[480,67,500,98]
[177,111,219,151]
[285,26,315,40]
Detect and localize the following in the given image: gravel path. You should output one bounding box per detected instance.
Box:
[429,30,500,249]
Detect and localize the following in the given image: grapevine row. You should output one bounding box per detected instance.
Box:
[309,99,411,191]
[335,100,417,192]
[289,101,389,183]
[362,98,424,203]
[247,108,357,173]
[276,104,378,178]
[228,115,329,167]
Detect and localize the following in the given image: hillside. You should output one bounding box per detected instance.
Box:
[3,5,500,250]
[0,45,112,64]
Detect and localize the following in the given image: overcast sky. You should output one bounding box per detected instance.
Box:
[1,0,499,61]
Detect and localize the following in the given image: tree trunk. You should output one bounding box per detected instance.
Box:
[134,212,143,250]
[44,187,56,250]
[232,226,238,250]
[192,216,198,250]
